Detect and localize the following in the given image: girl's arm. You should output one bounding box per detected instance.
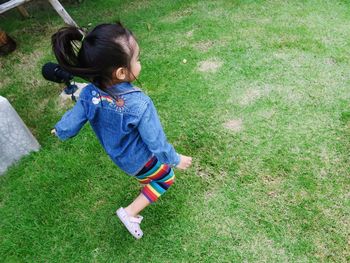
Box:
[138,100,181,167]
[53,99,88,140]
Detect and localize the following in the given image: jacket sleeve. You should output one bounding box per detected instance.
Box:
[137,100,180,167]
[54,99,88,141]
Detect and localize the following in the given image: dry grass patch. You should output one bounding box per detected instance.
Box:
[17,50,44,72]
[243,234,289,261]
[185,30,194,37]
[125,0,150,11]
[91,199,106,212]
[0,76,11,91]
[161,8,193,23]
[193,40,214,52]
[257,109,276,119]
[197,58,223,72]
[223,118,243,132]
[261,174,284,198]
[193,162,218,181]
[239,85,272,106]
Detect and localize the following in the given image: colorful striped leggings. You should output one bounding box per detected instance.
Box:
[135,156,175,203]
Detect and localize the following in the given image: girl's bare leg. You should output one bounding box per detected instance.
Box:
[124,193,150,217]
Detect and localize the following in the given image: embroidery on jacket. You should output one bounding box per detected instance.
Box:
[91,90,126,112]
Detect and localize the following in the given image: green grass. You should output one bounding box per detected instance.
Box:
[1,0,350,262]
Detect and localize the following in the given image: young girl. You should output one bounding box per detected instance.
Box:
[50,22,192,239]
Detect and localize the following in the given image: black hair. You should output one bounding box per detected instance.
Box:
[51,22,135,90]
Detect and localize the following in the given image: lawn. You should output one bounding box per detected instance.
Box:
[0,0,349,262]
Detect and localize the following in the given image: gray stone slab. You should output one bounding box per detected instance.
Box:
[0,96,40,175]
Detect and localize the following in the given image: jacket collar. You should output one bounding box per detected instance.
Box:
[110,82,141,95]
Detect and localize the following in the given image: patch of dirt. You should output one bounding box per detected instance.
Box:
[193,163,212,180]
[162,8,193,23]
[197,58,223,72]
[186,30,194,37]
[192,162,227,182]
[193,40,214,52]
[239,86,271,106]
[206,7,230,18]
[204,189,218,203]
[240,89,261,105]
[193,38,228,52]
[324,57,337,66]
[91,199,106,212]
[267,191,278,197]
[18,50,44,72]
[0,76,11,90]
[275,86,302,104]
[126,0,150,10]
[273,51,289,60]
[258,109,276,119]
[223,119,243,132]
[37,97,50,113]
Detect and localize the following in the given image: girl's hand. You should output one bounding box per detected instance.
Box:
[51,129,57,136]
[176,154,192,170]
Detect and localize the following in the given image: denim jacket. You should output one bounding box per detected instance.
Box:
[54,82,180,176]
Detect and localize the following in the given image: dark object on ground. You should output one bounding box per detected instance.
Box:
[42,62,78,101]
[42,62,74,84]
[0,30,16,56]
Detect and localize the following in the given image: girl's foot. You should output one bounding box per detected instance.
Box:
[116,207,143,239]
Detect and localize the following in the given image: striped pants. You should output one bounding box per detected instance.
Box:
[135,156,175,203]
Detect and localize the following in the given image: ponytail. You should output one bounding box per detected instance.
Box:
[52,27,97,76]
[51,23,134,89]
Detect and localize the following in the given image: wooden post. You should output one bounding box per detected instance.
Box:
[0,0,78,27]
[48,0,78,27]
[0,0,32,14]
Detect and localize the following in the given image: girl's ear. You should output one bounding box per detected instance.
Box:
[114,67,127,80]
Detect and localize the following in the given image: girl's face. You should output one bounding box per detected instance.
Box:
[128,37,141,81]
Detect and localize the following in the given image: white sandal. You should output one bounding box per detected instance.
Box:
[116,207,144,239]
